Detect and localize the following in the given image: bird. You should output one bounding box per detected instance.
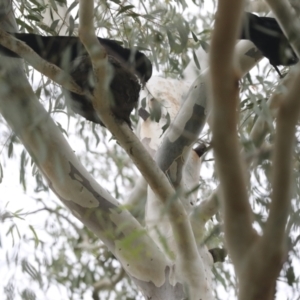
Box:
[240,12,298,77]
[0,33,153,127]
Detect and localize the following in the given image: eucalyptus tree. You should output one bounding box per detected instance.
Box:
[0,0,300,299]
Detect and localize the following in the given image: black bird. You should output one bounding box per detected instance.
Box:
[0,33,153,126]
[240,12,298,76]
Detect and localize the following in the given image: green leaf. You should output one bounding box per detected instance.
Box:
[28,0,45,7]
[92,125,100,146]
[167,30,179,53]
[0,162,3,183]
[49,0,58,12]
[69,15,75,36]
[200,40,210,53]
[140,97,146,109]
[8,140,13,158]
[192,31,199,42]
[246,72,253,85]
[20,150,27,191]
[148,8,168,16]
[29,225,40,248]
[286,266,295,286]
[66,0,78,15]
[160,113,171,137]
[16,19,34,32]
[25,14,41,22]
[198,29,212,36]
[116,5,135,16]
[21,259,42,285]
[167,17,189,53]
[192,49,201,70]
[50,19,60,31]
[149,98,162,122]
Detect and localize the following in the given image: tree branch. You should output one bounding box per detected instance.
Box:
[124,176,147,224]
[264,68,300,256]
[0,1,170,283]
[210,0,257,263]
[78,1,206,296]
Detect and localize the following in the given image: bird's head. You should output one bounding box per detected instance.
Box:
[134,51,153,85]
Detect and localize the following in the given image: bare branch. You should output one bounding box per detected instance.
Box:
[124,176,147,224]
[0,0,170,283]
[0,58,171,286]
[78,1,206,296]
[195,191,219,222]
[210,1,257,262]
[264,67,300,252]
[190,191,219,244]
